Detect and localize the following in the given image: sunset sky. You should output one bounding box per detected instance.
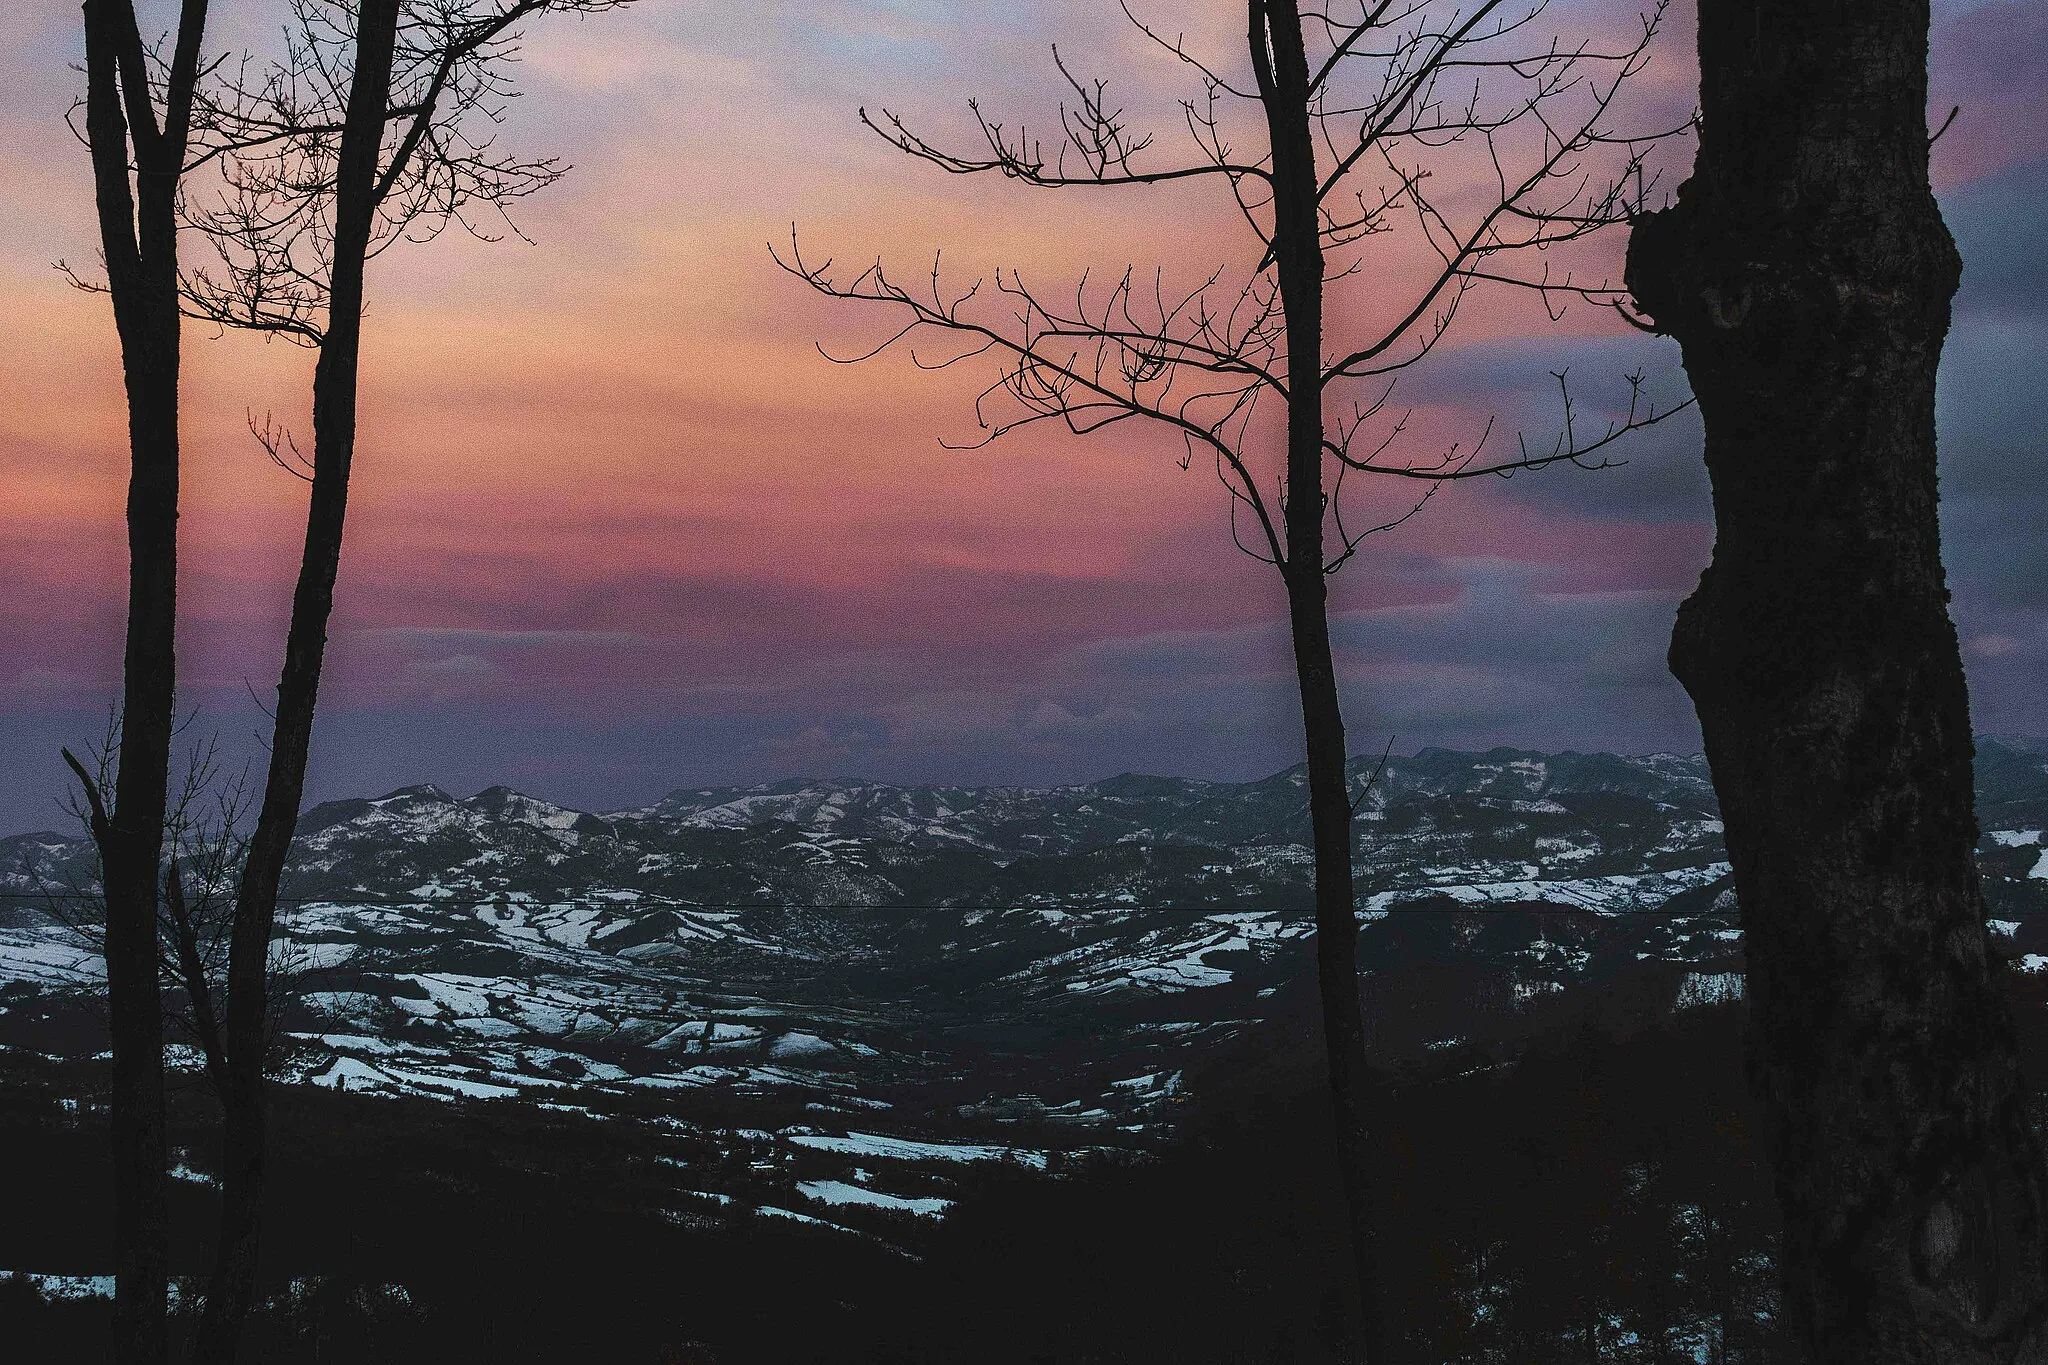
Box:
[2,0,2044,833]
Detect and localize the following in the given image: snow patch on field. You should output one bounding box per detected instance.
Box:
[769,1031,837,1059]
[279,940,355,970]
[1675,971,1745,1009]
[4,1273,114,1300]
[755,1204,831,1226]
[797,1180,951,1217]
[303,1054,527,1102]
[1108,1071,1182,1099]
[786,1131,1048,1170]
[1362,863,1731,917]
[1057,913,1314,994]
[0,928,102,987]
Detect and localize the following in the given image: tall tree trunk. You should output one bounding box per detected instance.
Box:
[189,5,398,1359]
[79,3,209,1359]
[1289,567,1384,1363]
[1627,2,2048,1358]
[1253,2,1385,1359]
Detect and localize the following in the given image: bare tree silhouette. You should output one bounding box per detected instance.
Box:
[60,3,213,1359]
[61,2,628,1359]
[781,2,1687,1357]
[174,5,631,1356]
[1626,2,2048,1358]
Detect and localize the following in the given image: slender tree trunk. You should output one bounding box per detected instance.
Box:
[1252,2,1385,1359]
[1627,2,2048,1359]
[1289,567,1384,1362]
[188,6,398,1359]
[80,2,208,1358]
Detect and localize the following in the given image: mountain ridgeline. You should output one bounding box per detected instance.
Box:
[3,741,2044,1127]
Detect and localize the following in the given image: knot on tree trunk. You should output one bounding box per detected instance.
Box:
[1621,186,1698,338]
[1893,1157,2048,1351]
[1912,1184,1994,1323]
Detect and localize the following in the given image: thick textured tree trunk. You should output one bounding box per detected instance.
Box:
[1252,2,1385,1359]
[80,3,209,1360]
[1627,2,2048,1359]
[188,6,398,1360]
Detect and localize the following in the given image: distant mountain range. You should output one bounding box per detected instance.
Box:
[3,742,2045,1229]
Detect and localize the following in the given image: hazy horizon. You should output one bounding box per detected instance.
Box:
[11,732,2048,842]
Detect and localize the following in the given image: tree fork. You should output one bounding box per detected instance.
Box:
[80,0,210,1358]
[1627,1,2048,1358]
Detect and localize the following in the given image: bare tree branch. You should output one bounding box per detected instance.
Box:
[176,0,630,347]
[62,747,114,847]
[789,1,1687,584]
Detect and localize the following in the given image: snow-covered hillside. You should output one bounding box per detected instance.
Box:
[3,743,2044,1231]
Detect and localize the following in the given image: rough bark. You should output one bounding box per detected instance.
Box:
[78,3,209,1360]
[1253,2,1385,1359]
[188,5,400,1359]
[1626,2,2048,1359]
